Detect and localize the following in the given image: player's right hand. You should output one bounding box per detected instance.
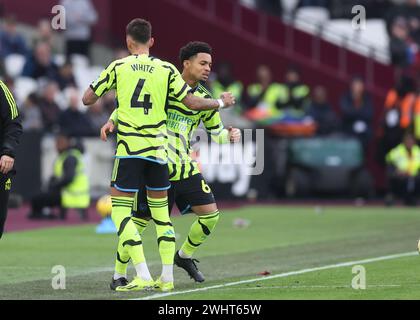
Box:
[228,126,241,143]
[220,92,236,108]
[0,155,14,174]
[100,120,115,142]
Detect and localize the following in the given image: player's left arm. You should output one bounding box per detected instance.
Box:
[100,109,118,142]
[83,61,117,106]
[202,109,241,144]
[0,83,22,174]
[82,87,99,106]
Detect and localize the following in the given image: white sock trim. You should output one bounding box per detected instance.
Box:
[161,264,174,282]
[134,262,153,281]
[113,272,126,280]
[179,249,192,259]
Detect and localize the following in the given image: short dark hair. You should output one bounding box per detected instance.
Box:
[126,18,152,44]
[179,41,212,64]
[403,129,415,140]
[286,65,300,75]
[56,130,70,140]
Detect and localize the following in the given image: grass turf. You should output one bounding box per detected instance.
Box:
[0,205,419,300]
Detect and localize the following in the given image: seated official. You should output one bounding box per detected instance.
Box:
[385,132,420,206]
[28,132,90,219]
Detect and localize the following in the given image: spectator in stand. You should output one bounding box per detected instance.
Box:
[244,65,281,117]
[297,0,329,8]
[59,88,95,137]
[39,82,61,133]
[379,75,416,162]
[276,66,310,118]
[364,0,393,19]
[328,0,390,19]
[415,76,420,139]
[211,62,252,128]
[255,0,282,17]
[211,62,243,108]
[21,41,59,80]
[386,0,420,45]
[389,18,419,69]
[87,100,109,134]
[33,19,60,54]
[114,48,129,60]
[385,131,420,206]
[60,0,98,59]
[21,93,43,132]
[53,60,77,90]
[340,76,374,153]
[307,86,340,135]
[329,0,359,19]
[0,15,28,59]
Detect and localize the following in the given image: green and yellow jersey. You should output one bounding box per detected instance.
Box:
[90,54,190,164]
[166,83,229,181]
[110,83,229,181]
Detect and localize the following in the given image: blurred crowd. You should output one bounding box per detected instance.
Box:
[212,62,375,154]
[1,4,420,163]
[0,0,103,138]
[1,0,420,204]
[250,0,420,71]
[386,0,420,71]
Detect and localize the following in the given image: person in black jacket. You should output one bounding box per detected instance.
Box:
[307,86,340,135]
[0,80,23,239]
[340,76,374,154]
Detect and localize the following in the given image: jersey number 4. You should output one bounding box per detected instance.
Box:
[131,78,153,115]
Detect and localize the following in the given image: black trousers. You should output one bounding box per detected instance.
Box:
[0,174,12,239]
[66,40,90,58]
[389,176,420,204]
[31,191,61,216]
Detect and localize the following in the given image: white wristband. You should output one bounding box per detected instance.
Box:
[217,98,225,109]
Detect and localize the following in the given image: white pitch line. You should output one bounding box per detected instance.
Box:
[133,251,418,300]
[209,284,402,290]
[0,261,161,283]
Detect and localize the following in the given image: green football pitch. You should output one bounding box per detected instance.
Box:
[1,205,420,300]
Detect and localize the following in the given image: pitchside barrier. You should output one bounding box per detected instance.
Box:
[13,131,371,202]
[13,135,117,201]
[39,135,115,200]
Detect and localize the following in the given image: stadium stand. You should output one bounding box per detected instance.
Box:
[0,0,418,204]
